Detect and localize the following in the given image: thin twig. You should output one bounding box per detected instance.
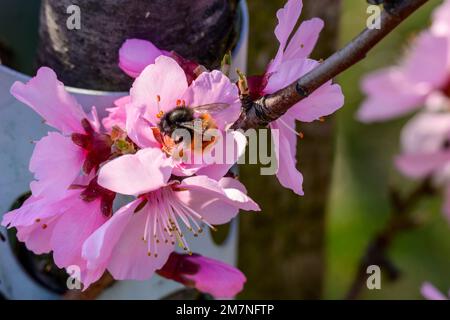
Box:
[232,0,430,130]
[345,179,435,300]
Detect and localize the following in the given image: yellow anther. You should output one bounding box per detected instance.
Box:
[156,111,164,118]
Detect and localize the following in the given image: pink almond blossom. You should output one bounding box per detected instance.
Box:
[2,67,116,274]
[247,0,344,195]
[358,0,450,122]
[395,108,450,222]
[81,176,259,287]
[9,67,112,200]
[157,252,246,298]
[99,55,246,185]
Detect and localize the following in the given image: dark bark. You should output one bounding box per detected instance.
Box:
[37,0,239,90]
[239,0,341,299]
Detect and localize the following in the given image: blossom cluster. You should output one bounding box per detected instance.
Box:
[1,0,344,297]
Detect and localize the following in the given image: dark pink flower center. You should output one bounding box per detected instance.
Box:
[443,78,450,98]
[79,177,116,217]
[156,252,200,287]
[247,74,269,100]
[169,51,202,85]
[71,119,113,174]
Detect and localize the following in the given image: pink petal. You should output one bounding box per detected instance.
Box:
[265,58,346,124]
[269,0,304,73]
[119,39,165,78]
[270,115,304,195]
[51,198,108,269]
[84,199,171,282]
[395,151,450,179]
[130,56,188,124]
[2,193,78,255]
[400,111,450,155]
[432,0,450,36]
[15,216,58,255]
[176,176,260,224]
[218,177,260,211]
[83,201,139,271]
[171,161,205,177]
[284,18,324,61]
[125,103,159,148]
[396,111,450,179]
[177,192,239,225]
[1,193,74,228]
[158,253,246,298]
[421,282,448,300]
[97,148,173,195]
[358,68,428,122]
[29,132,85,200]
[102,96,131,132]
[182,70,241,130]
[88,106,101,133]
[107,204,174,280]
[80,267,107,291]
[358,32,449,122]
[265,58,317,95]
[403,32,449,88]
[10,67,87,134]
[195,130,247,180]
[287,80,344,122]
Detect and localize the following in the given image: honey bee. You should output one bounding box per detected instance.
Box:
[153,103,230,155]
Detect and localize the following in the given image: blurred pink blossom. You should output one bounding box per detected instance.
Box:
[395,109,450,222]
[358,0,450,122]
[421,282,449,300]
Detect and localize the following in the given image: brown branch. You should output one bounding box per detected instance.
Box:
[345,179,435,300]
[232,0,430,130]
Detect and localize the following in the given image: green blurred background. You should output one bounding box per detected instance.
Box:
[246,0,449,299]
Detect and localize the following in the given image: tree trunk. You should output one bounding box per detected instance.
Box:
[37,0,239,91]
[239,0,341,299]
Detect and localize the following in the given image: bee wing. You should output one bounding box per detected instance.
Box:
[178,121,205,134]
[191,103,230,115]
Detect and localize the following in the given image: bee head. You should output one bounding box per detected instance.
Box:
[158,106,195,136]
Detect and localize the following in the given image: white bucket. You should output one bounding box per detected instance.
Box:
[0,0,248,300]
